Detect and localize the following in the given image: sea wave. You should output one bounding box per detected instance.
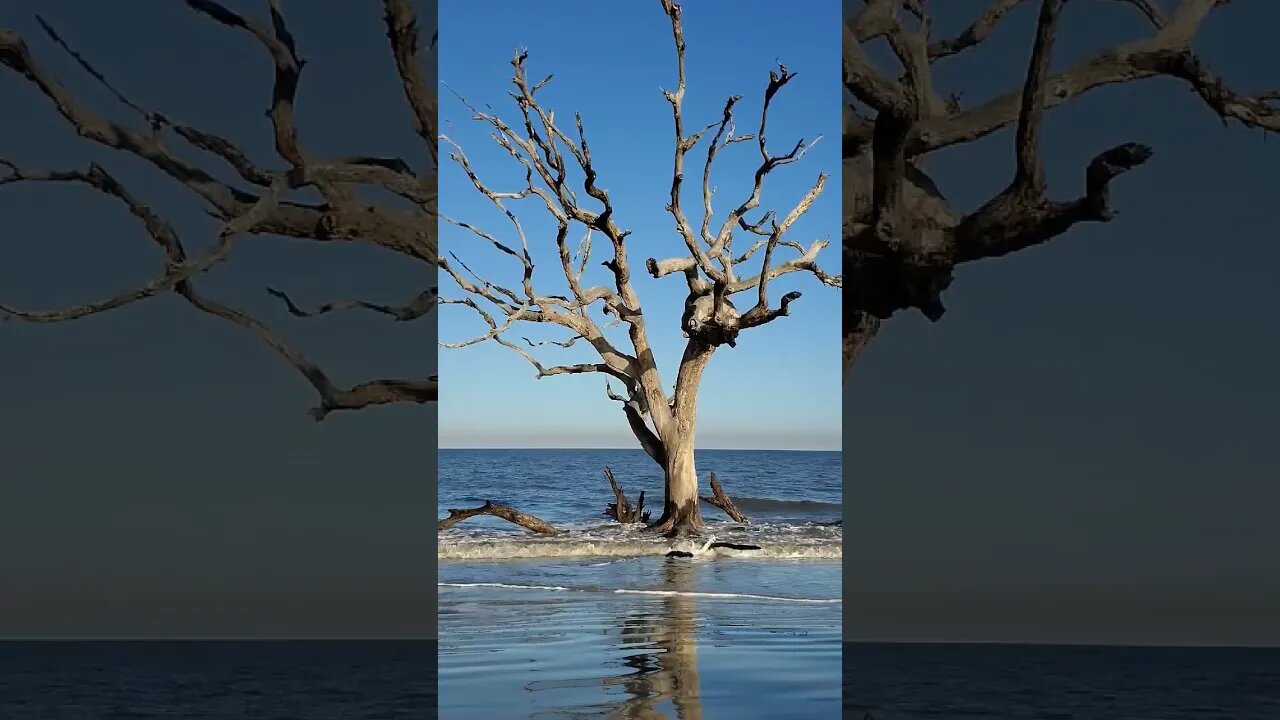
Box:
[438,523,841,560]
[439,582,841,604]
[730,496,842,513]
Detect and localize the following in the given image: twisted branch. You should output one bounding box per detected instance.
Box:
[2,3,438,417]
[842,0,1277,376]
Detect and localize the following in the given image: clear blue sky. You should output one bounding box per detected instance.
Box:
[437,0,842,450]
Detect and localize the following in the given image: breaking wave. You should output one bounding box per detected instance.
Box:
[438,521,841,560]
[730,496,842,513]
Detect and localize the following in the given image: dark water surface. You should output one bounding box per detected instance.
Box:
[0,640,433,719]
[438,448,842,524]
[846,642,1280,720]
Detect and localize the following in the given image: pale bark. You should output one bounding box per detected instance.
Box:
[650,432,705,537]
[842,0,1280,377]
[441,0,837,534]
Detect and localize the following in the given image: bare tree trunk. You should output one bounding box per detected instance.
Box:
[647,342,716,537]
[649,424,704,537]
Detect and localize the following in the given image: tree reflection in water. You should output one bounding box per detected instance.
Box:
[609,559,703,720]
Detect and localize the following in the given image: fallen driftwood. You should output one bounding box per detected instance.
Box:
[665,536,762,558]
[709,541,760,551]
[436,500,559,535]
[603,466,650,524]
[438,467,746,535]
[699,472,748,523]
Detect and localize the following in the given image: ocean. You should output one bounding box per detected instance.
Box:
[845,642,1280,719]
[5,640,1275,718]
[0,641,433,719]
[438,448,843,719]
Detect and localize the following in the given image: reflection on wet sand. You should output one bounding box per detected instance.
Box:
[608,560,703,720]
[466,556,839,719]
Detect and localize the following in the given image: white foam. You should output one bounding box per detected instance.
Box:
[613,589,841,604]
[438,582,572,592]
[439,582,840,604]
[438,539,841,561]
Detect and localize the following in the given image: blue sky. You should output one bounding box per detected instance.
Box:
[437,0,842,450]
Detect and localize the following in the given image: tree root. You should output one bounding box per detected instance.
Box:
[436,500,559,535]
[644,511,698,539]
[699,472,748,523]
[603,466,650,524]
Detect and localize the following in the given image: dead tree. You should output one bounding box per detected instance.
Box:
[440,0,839,537]
[437,501,559,535]
[842,0,1280,374]
[699,472,749,524]
[0,1,437,419]
[604,467,651,524]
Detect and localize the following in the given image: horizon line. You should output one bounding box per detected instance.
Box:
[437,445,841,452]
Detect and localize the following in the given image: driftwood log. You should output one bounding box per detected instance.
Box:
[603,466,650,524]
[699,472,748,523]
[436,501,559,535]
[438,467,746,534]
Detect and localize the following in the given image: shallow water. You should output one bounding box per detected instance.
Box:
[439,558,842,719]
[438,449,842,719]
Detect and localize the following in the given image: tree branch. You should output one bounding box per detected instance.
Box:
[928,0,1030,60]
[911,0,1275,155]
[266,286,436,322]
[437,501,558,534]
[955,142,1154,263]
[0,21,436,264]
[603,466,651,524]
[606,381,667,467]
[698,472,748,523]
[382,0,438,167]
[1,5,437,418]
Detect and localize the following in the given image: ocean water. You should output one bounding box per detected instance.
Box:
[438,448,843,560]
[0,641,433,719]
[438,448,842,719]
[846,643,1280,720]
